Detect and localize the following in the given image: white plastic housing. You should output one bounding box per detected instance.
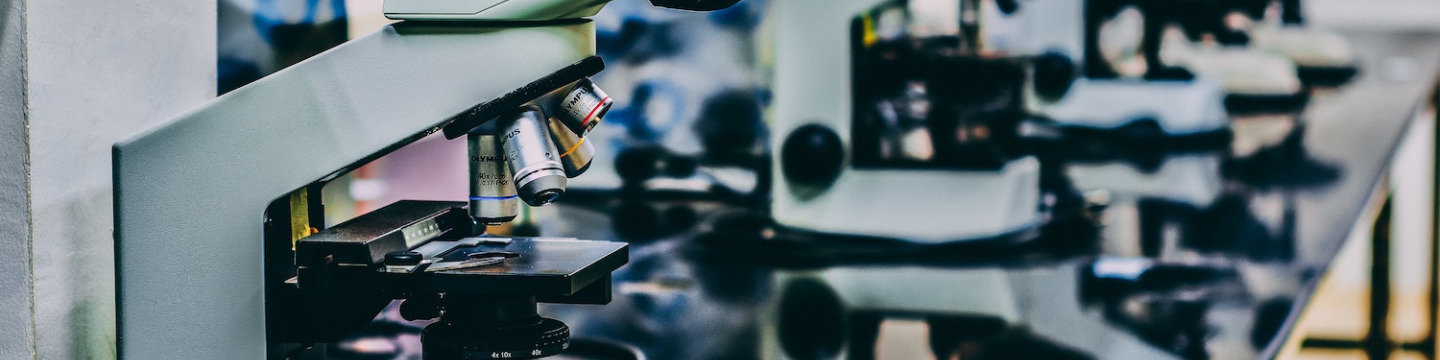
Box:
[770,0,1042,243]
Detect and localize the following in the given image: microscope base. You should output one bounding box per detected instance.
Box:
[773,157,1043,243]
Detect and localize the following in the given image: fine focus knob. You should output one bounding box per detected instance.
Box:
[780,124,844,190]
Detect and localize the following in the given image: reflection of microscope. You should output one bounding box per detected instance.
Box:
[1078,258,1251,359]
[112,1,736,359]
[770,0,1043,243]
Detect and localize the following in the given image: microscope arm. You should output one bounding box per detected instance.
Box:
[113,21,596,359]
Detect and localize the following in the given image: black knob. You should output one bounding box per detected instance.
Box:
[777,278,846,360]
[995,0,1020,14]
[695,89,765,158]
[1032,52,1076,101]
[780,124,844,191]
[385,251,423,266]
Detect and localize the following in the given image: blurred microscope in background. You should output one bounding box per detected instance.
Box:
[209,0,1370,359]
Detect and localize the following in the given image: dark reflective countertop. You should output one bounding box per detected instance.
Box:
[319,31,1440,360]
[527,31,1440,360]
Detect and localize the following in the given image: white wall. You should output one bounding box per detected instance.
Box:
[2,0,216,358]
[0,0,34,358]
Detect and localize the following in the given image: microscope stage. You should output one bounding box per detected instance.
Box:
[295,200,628,299]
[394,237,629,297]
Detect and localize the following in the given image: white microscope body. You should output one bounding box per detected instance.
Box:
[769,0,1042,243]
[998,0,1232,137]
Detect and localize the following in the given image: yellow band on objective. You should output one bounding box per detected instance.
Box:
[559,137,585,158]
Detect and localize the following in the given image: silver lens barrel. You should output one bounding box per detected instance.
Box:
[554,78,613,136]
[499,106,568,207]
[468,132,519,225]
[547,116,595,177]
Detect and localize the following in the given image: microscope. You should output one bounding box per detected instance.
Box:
[950,0,1233,153]
[112,1,737,359]
[769,0,1044,243]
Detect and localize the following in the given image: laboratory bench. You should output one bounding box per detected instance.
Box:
[531,30,1440,360]
[320,30,1440,360]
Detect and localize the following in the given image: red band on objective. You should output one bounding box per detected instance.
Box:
[580,96,610,129]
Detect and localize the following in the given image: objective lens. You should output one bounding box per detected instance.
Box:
[499,106,568,207]
[547,116,595,178]
[554,78,613,136]
[468,132,519,225]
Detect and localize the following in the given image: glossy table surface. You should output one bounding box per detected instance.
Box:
[529,31,1440,360]
[310,31,1440,360]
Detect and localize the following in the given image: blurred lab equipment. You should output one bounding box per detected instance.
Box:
[770,0,1044,243]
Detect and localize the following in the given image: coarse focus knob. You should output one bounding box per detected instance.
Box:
[1032,52,1076,102]
[422,317,570,360]
[780,124,844,190]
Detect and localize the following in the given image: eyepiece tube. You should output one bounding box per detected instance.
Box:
[468,131,519,225]
[499,106,568,207]
[554,78,613,136]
